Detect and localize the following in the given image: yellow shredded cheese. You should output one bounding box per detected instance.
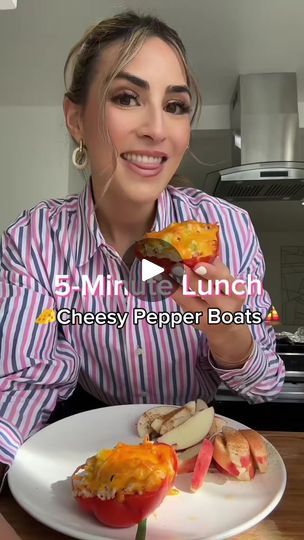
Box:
[141,221,219,260]
[73,439,175,499]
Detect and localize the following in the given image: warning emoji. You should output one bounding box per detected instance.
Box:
[35,308,56,324]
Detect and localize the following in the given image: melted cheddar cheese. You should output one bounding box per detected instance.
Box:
[140,221,219,261]
[73,439,175,500]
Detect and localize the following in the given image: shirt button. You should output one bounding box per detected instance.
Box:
[136,347,144,355]
[137,391,148,401]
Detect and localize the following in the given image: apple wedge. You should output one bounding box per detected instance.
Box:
[177,442,203,474]
[196,399,208,412]
[221,427,255,481]
[150,417,164,433]
[239,429,268,473]
[222,427,251,468]
[207,416,227,440]
[151,416,163,435]
[185,400,196,415]
[137,405,177,438]
[157,406,215,450]
[213,433,240,478]
[159,401,196,435]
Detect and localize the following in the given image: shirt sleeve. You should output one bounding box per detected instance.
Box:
[0,222,80,466]
[208,213,285,404]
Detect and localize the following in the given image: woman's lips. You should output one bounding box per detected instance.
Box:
[121,155,167,177]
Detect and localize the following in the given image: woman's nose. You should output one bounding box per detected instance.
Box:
[137,107,166,143]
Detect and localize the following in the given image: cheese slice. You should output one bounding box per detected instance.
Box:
[35,308,56,325]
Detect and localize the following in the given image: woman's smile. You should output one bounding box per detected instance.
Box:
[121,150,168,177]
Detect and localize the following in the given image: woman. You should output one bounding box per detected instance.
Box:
[0,11,284,481]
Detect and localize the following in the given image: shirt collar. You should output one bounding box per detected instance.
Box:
[150,187,172,232]
[75,178,173,267]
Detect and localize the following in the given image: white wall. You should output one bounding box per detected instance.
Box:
[0,106,69,233]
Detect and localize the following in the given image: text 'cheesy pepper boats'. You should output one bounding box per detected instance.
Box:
[71,438,178,528]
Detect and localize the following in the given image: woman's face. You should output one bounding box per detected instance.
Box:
[81,37,191,204]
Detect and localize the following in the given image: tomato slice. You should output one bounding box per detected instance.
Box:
[190,439,214,492]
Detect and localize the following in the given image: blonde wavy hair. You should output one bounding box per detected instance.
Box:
[64,10,202,196]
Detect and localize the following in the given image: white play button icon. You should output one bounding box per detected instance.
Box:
[141,259,164,282]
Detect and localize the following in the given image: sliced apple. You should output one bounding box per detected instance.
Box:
[159,410,191,435]
[185,400,197,415]
[213,431,255,481]
[213,433,240,478]
[222,427,251,468]
[177,442,203,474]
[240,457,255,481]
[191,438,214,492]
[239,429,268,473]
[159,401,195,435]
[157,406,215,450]
[137,405,177,438]
[221,427,255,481]
[207,416,227,440]
[150,417,164,433]
[159,408,180,423]
[196,399,208,412]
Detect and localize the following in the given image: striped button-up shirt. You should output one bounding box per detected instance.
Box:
[0,180,285,465]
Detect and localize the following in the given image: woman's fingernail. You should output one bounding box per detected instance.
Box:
[195,266,207,276]
[171,263,184,278]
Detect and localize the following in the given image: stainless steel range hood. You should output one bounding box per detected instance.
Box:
[212,73,304,201]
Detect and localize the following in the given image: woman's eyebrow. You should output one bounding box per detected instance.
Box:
[167,85,192,98]
[114,71,191,97]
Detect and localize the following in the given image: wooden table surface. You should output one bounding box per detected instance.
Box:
[0,431,303,540]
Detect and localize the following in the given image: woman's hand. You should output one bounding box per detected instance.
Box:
[171,258,254,369]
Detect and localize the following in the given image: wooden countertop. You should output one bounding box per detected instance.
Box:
[0,431,303,539]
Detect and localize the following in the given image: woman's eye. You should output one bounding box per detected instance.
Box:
[112,93,139,107]
[166,101,191,115]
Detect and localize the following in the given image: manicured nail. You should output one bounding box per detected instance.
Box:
[171,263,184,277]
[195,266,207,276]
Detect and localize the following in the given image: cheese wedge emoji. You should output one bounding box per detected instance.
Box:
[35,308,56,324]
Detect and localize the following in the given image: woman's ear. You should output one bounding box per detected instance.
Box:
[63,97,84,143]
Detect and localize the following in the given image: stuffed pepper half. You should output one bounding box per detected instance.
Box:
[72,438,178,528]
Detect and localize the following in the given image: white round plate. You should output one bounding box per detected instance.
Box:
[8,404,286,540]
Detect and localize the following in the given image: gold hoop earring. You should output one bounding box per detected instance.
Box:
[72,139,88,170]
